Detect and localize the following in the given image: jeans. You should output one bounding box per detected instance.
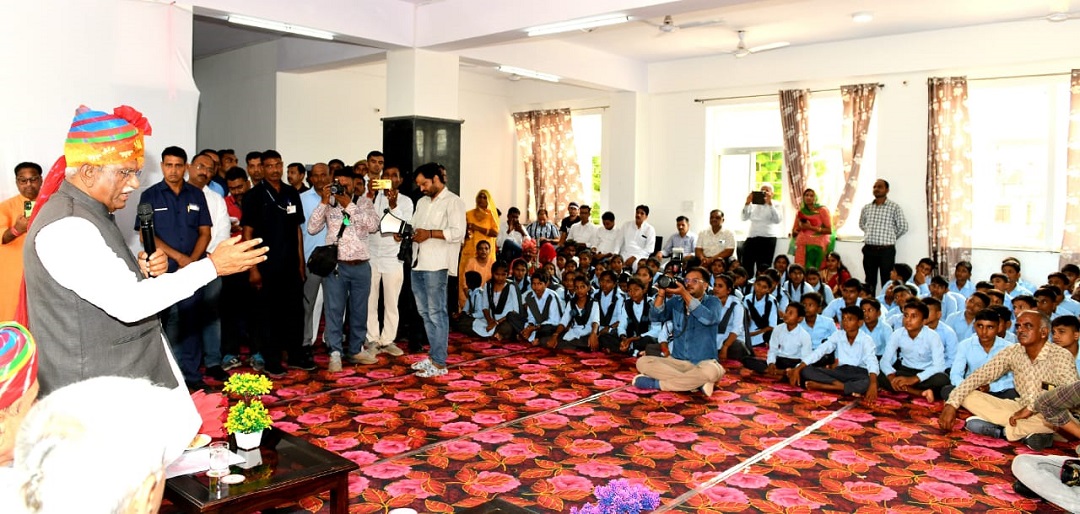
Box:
[367,260,404,345]
[323,261,371,356]
[162,289,203,383]
[412,269,449,366]
[199,277,223,368]
[302,268,324,346]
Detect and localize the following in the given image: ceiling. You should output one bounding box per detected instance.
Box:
[191,0,1077,70]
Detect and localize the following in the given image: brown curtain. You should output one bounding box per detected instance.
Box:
[512,109,585,222]
[1060,70,1080,267]
[835,84,878,231]
[779,90,812,211]
[926,77,974,275]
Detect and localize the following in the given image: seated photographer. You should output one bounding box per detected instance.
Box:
[520,269,563,345]
[633,266,726,397]
[549,276,600,350]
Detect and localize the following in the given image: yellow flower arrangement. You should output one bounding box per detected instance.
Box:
[225,400,273,435]
[223,373,273,399]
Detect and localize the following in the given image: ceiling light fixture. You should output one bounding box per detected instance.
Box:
[526,14,631,37]
[1046,12,1070,22]
[227,15,335,40]
[496,65,560,82]
[851,12,874,23]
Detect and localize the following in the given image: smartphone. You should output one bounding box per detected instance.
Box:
[24,200,33,218]
[751,191,765,204]
[371,179,392,190]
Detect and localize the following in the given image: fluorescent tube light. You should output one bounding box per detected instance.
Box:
[227,15,335,40]
[526,14,630,37]
[496,65,560,83]
[851,12,873,23]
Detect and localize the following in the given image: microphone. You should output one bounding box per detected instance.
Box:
[384,208,390,214]
[137,203,156,256]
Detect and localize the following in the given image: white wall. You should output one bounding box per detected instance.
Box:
[194,40,278,158]
[0,0,198,253]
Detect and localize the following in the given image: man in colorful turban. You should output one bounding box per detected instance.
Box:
[22,105,268,396]
[0,322,37,467]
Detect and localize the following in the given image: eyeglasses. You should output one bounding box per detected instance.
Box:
[685,278,706,286]
[16,176,42,185]
[114,168,143,179]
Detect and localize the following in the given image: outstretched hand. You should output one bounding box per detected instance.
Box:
[209,236,269,276]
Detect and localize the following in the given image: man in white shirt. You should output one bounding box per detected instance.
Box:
[593,211,621,260]
[740,184,783,276]
[567,204,597,249]
[695,209,735,267]
[409,163,466,378]
[368,165,414,355]
[495,206,531,262]
[619,205,656,268]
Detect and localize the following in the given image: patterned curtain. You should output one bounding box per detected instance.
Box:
[1060,70,1080,267]
[779,90,812,211]
[926,77,974,275]
[835,84,879,230]
[512,109,584,222]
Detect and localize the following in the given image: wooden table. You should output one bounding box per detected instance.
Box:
[164,428,358,514]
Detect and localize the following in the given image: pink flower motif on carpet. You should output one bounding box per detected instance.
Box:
[440,421,481,435]
[789,437,828,451]
[584,415,620,429]
[954,444,1007,460]
[915,481,971,499]
[839,410,875,422]
[643,412,685,425]
[472,431,515,444]
[891,445,941,462]
[275,387,305,398]
[609,391,641,402]
[352,412,399,426]
[773,448,815,464]
[547,474,594,492]
[335,376,370,387]
[562,405,595,416]
[960,431,1012,447]
[472,372,504,383]
[841,481,898,503]
[569,371,603,382]
[443,440,483,455]
[269,409,287,420]
[447,379,484,390]
[801,391,839,403]
[580,358,613,367]
[361,398,400,409]
[753,412,795,429]
[824,419,863,432]
[704,486,750,505]
[651,392,689,404]
[348,475,370,494]
[362,461,411,479]
[385,478,433,499]
[445,391,484,403]
[372,438,411,455]
[503,389,539,401]
[272,421,300,433]
[595,379,626,389]
[319,436,359,452]
[574,461,624,478]
[655,428,698,443]
[533,413,570,427]
[830,450,879,466]
[550,389,583,401]
[393,390,428,402]
[518,363,551,373]
[724,473,770,489]
[525,398,561,410]
[767,487,823,509]
[983,482,1026,501]
[633,439,677,457]
[364,369,396,380]
[692,441,736,457]
[420,410,460,424]
[700,411,741,426]
[296,412,332,425]
[471,411,507,425]
[927,467,979,485]
[340,450,377,466]
[497,442,542,458]
[875,420,920,437]
[564,438,615,456]
[715,403,756,415]
[465,471,521,494]
[754,390,792,402]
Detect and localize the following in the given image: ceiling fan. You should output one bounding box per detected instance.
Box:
[642,15,724,35]
[724,30,790,58]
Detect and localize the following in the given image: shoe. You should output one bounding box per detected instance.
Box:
[702,381,715,397]
[205,366,229,382]
[328,352,342,372]
[249,354,265,372]
[964,417,1004,439]
[632,374,660,390]
[377,343,405,356]
[1012,480,1041,499]
[411,358,433,371]
[221,355,242,371]
[288,351,317,371]
[346,349,378,365]
[263,363,286,378]
[416,364,448,378]
[186,379,209,392]
[1024,432,1054,451]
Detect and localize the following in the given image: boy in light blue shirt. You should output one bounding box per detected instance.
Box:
[789,306,879,403]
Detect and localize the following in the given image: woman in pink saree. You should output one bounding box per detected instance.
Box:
[791,189,832,270]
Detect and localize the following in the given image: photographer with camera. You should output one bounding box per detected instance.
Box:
[632,266,726,397]
[741,184,783,277]
[367,165,413,356]
[308,166,380,372]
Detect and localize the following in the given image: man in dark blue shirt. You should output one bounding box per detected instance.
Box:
[135,146,211,389]
[633,266,726,397]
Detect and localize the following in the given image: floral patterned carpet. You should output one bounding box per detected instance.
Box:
[168,334,1071,513]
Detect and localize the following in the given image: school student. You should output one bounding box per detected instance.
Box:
[744,302,811,376]
[789,306,879,403]
[551,276,600,350]
[474,261,524,340]
[520,269,563,346]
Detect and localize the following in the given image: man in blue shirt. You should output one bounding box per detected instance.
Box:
[634,267,725,397]
[135,146,211,389]
[879,300,950,401]
[944,309,1017,402]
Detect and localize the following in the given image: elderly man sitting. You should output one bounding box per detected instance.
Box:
[7,376,199,514]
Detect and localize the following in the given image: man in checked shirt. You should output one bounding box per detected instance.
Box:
[938,310,1079,450]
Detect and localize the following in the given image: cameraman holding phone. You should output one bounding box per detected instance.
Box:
[740,184,782,277]
[1,162,42,321]
[632,266,726,396]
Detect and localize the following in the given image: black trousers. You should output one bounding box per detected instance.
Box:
[801,364,871,395]
[254,271,303,367]
[861,244,896,293]
[878,362,950,399]
[744,356,800,374]
[742,236,778,277]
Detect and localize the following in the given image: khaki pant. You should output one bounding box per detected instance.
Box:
[636,356,725,392]
[961,390,1054,441]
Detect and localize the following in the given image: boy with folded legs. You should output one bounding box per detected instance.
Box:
[744,302,811,376]
[788,306,879,404]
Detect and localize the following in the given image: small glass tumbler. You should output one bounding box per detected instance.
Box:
[207,441,230,478]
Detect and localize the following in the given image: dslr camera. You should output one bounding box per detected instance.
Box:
[396,221,415,263]
[329,180,346,196]
[655,275,682,290]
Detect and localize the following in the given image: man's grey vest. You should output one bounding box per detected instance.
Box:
[24,181,178,395]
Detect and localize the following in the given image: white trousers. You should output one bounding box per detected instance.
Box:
[367,260,405,345]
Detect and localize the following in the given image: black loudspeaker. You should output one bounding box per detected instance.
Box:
[382,116,463,202]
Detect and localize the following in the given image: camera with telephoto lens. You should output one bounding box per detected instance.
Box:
[397,222,415,263]
[655,275,682,290]
[329,180,346,196]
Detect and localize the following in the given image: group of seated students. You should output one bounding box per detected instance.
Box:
[450,244,1080,451]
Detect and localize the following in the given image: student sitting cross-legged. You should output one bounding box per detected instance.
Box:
[451,271,485,337]
[633,267,726,397]
[860,298,893,357]
[744,275,779,348]
[548,276,600,350]
[713,273,748,361]
[593,270,625,351]
[520,269,563,346]
[618,277,664,356]
[787,305,879,404]
[942,308,1018,403]
[878,300,951,401]
[473,261,525,341]
[744,302,811,376]
[799,292,837,366]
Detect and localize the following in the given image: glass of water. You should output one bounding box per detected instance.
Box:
[207,441,230,477]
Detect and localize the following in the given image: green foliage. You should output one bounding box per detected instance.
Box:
[591,156,602,224]
[225,400,273,434]
[754,151,784,198]
[223,373,273,399]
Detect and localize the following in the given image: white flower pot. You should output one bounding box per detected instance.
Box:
[234,430,263,450]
